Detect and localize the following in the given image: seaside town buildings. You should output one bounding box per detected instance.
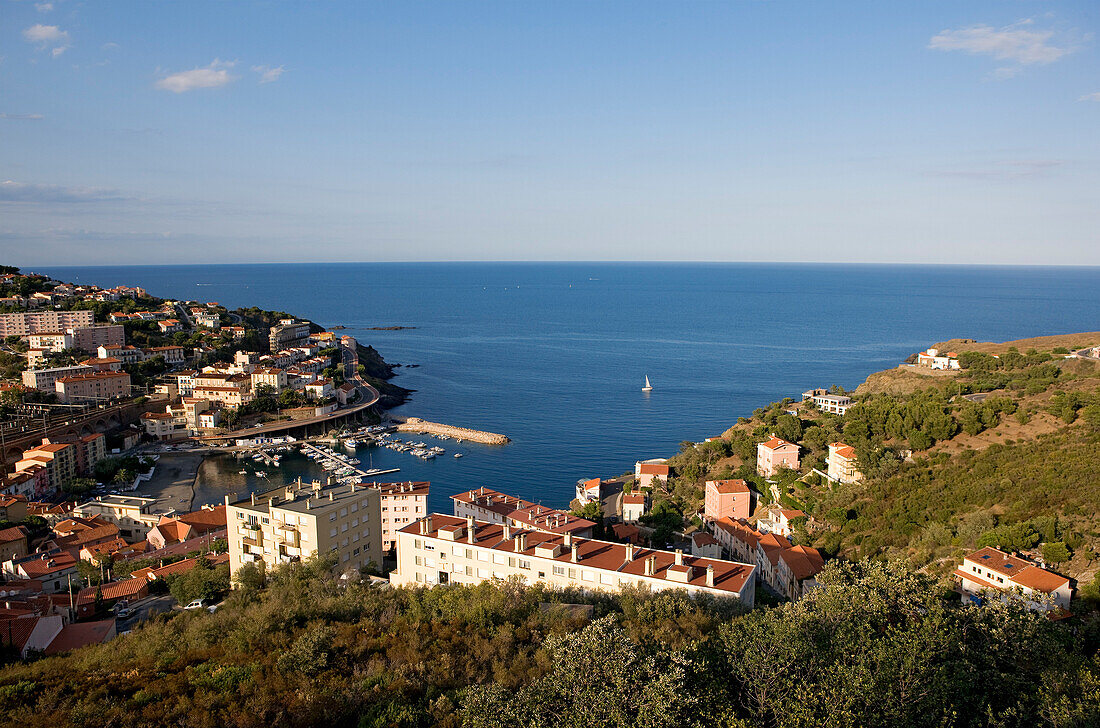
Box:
[226,480,383,576]
[954,546,1072,612]
[826,442,863,484]
[54,371,132,404]
[390,514,756,606]
[704,479,755,521]
[801,389,852,415]
[634,459,670,488]
[916,348,961,370]
[756,436,800,478]
[710,516,825,601]
[451,486,596,539]
[374,481,430,551]
[0,309,94,337]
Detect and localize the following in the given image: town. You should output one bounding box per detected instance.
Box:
[0,267,1086,662]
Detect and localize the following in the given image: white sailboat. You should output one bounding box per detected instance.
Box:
[642,375,653,392]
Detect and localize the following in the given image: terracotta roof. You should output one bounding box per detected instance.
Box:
[830,442,857,459]
[75,577,149,606]
[964,547,1069,593]
[374,481,431,496]
[760,437,797,451]
[44,619,114,655]
[692,532,719,547]
[16,552,78,578]
[404,514,755,596]
[707,479,750,494]
[637,463,670,476]
[622,494,646,505]
[1010,565,1069,593]
[780,545,825,580]
[713,517,760,548]
[0,525,29,544]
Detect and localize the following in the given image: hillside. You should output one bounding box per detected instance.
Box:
[1,556,1097,728]
[655,335,1100,588]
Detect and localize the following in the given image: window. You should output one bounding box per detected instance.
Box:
[518,560,531,570]
[477,568,488,578]
[568,568,577,579]
[582,570,595,582]
[452,545,464,556]
[465,549,472,559]
[415,572,423,583]
[330,528,337,538]
[341,523,348,532]
[600,574,614,585]
[351,503,358,513]
[414,538,422,549]
[508,557,516,568]
[339,508,348,517]
[415,555,422,566]
[477,551,488,562]
[553,566,565,576]
[493,553,505,565]
[329,513,337,522]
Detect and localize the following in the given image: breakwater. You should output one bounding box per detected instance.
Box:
[393,417,510,445]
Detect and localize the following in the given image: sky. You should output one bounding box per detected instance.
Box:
[1,1,1098,266]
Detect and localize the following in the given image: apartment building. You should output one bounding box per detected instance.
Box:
[55,371,131,403]
[70,324,125,350]
[144,345,186,365]
[15,442,76,492]
[704,479,755,521]
[391,514,756,606]
[826,442,863,484]
[954,546,1072,612]
[452,486,595,538]
[226,479,382,577]
[97,344,144,364]
[756,436,800,478]
[0,309,94,337]
[375,481,430,551]
[251,367,288,392]
[710,517,825,601]
[73,495,167,540]
[22,364,94,392]
[268,320,311,352]
[27,331,73,352]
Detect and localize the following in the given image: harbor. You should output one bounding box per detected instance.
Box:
[392,416,511,445]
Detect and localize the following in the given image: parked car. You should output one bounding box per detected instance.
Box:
[184,599,207,610]
[115,606,135,619]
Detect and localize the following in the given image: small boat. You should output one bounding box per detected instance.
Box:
[642,375,653,392]
[238,470,247,475]
[454,453,463,458]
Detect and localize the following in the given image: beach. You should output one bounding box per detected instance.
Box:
[137,452,204,513]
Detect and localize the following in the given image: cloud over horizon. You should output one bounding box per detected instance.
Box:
[0,180,129,203]
[0,113,44,120]
[155,59,236,93]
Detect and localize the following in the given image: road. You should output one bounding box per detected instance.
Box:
[116,594,176,632]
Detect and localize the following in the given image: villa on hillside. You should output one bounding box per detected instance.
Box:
[634,460,670,488]
[954,547,1071,613]
[756,437,799,478]
[826,442,862,484]
[915,348,960,370]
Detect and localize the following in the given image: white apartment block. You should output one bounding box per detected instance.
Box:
[0,309,94,337]
[375,481,429,551]
[227,480,382,577]
[452,486,595,538]
[391,514,755,606]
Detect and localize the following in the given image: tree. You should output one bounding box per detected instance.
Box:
[463,616,696,728]
[1040,542,1071,564]
[64,477,97,496]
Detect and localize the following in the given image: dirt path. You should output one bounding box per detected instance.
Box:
[136,452,204,513]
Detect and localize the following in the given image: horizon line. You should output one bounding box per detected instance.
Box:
[17,260,1100,270]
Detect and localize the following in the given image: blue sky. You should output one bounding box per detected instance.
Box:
[2,1,1098,265]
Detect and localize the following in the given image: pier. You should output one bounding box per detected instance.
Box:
[392,417,510,445]
[299,442,400,479]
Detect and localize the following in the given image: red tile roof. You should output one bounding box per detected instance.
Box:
[760,437,797,451]
[44,619,115,655]
[707,479,750,494]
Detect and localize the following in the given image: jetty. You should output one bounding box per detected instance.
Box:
[392,417,510,445]
[299,442,400,479]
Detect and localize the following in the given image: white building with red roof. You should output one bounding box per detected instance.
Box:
[826,442,862,484]
[634,459,670,488]
[954,546,1072,612]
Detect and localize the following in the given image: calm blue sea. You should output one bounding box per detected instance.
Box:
[38,263,1100,514]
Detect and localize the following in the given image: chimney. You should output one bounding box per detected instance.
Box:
[625,543,635,562]
[571,542,579,563]
[250,492,256,505]
[514,533,527,552]
[563,532,572,548]
[466,515,476,542]
[306,499,311,510]
[420,516,433,534]
[675,549,683,566]
[224,495,230,506]
[502,523,511,540]
[706,564,715,588]
[644,555,656,576]
[329,492,334,502]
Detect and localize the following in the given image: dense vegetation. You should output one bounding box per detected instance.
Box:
[1,557,1097,728]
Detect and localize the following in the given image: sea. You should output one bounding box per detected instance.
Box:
[38,263,1100,515]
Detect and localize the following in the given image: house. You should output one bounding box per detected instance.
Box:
[756,436,800,478]
[704,479,754,521]
[711,517,760,566]
[634,460,670,488]
[145,505,226,550]
[3,551,80,592]
[75,578,150,619]
[80,356,123,372]
[0,525,30,562]
[621,493,646,524]
[916,348,960,370]
[0,615,65,658]
[15,441,77,491]
[158,319,182,333]
[251,367,288,392]
[97,344,145,365]
[48,516,122,556]
[304,378,334,401]
[144,345,186,365]
[0,495,29,522]
[611,523,645,545]
[55,371,132,404]
[757,506,806,538]
[690,531,722,559]
[827,442,862,484]
[954,546,1072,612]
[575,478,604,506]
[73,495,167,540]
[335,381,357,405]
[43,619,116,655]
[775,545,825,600]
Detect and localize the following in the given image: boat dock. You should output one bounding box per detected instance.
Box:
[299,442,399,480]
[392,417,510,445]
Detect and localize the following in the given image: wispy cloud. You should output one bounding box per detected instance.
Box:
[928,159,1064,181]
[22,23,70,57]
[155,59,236,93]
[0,180,129,203]
[928,20,1080,78]
[0,113,44,121]
[252,64,285,83]
[35,2,54,12]
[1079,92,1100,102]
